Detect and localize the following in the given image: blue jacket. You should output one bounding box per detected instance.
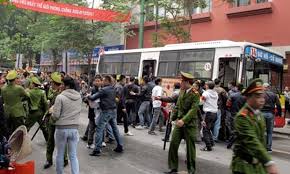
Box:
[88,85,117,111]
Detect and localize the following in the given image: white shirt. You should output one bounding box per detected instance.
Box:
[201,89,218,113]
[152,85,163,108]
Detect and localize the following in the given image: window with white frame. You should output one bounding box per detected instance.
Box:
[233,0,250,7]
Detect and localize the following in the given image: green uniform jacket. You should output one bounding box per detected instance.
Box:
[1,83,29,118]
[231,103,271,174]
[28,88,48,114]
[171,89,200,127]
[47,88,59,106]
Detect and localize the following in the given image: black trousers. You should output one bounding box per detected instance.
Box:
[126,101,137,126]
[118,103,129,133]
[203,112,217,148]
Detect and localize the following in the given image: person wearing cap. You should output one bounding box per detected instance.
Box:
[165,72,199,174]
[231,79,279,174]
[44,72,68,169]
[25,76,49,141]
[1,70,29,136]
[261,83,281,152]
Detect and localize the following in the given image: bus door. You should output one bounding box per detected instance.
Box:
[140,52,160,78]
[218,57,239,88]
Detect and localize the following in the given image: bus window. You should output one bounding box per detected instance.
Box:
[123,53,141,76]
[99,54,122,74]
[157,51,178,77]
[178,49,214,79]
[218,58,239,87]
[142,60,156,78]
[243,58,283,90]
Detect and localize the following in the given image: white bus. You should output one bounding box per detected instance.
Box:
[97,40,284,90]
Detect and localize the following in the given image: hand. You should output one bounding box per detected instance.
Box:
[49,106,54,114]
[122,109,127,113]
[176,119,184,128]
[201,121,206,127]
[155,96,161,100]
[130,91,136,95]
[266,164,279,174]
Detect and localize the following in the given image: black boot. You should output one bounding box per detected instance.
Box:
[164,169,178,174]
[43,161,53,169]
[64,160,69,167]
[90,150,101,156]
[113,145,124,153]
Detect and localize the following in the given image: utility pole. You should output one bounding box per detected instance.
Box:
[139,0,145,48]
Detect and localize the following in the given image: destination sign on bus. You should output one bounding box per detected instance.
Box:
[244,46,283,66]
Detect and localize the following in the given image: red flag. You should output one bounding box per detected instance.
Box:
[10,0,131,22]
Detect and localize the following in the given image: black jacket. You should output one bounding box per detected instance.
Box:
[261,90,282,115]
[115,83,126,109]
[138,84,152,102]
[228,91,246,117]
[88,85,117,111]
[124,83,139,102]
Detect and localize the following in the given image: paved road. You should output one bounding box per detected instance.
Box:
[23,107,290,174]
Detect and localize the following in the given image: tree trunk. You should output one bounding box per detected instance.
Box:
[52,49,58,72]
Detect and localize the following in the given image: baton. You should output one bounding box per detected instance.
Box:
[31,111,49,141]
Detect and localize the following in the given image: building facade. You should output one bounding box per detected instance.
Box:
[126,0,290,87]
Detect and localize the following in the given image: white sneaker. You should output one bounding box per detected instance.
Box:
[124,131,134,136]
[135,125,144,130]
[102,142,107,147]
[87,144,95,149]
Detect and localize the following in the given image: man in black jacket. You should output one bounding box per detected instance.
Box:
[133,76,152,129]
[124,77,140,128]
[88,75,123,156]
[82,75,103,149]
[261,83,281,152]
[115,75,133,136]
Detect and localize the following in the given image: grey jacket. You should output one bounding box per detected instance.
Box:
[52,89,82,129]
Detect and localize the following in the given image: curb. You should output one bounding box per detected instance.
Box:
[271,149,290,159]
[273,130,290,139]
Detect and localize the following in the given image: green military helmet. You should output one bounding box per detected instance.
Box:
[180,71,194,81]
[31,76,41,86]
[6,70,18,81]
[50,72,62,84]
[242,78,264,96]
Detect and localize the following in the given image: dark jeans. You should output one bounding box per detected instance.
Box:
[203,112,217,148]
[88,119,96,145]
[126,101,137,126]
[117,103,129,133]
[263,112,274,151]
[94,109,123,152]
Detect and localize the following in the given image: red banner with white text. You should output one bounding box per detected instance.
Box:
[10,0,131,22]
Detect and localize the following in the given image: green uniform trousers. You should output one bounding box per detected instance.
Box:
[46,123,68,163]
[7,116,26,137]
[26,110,49,142]
[168,126,196,174]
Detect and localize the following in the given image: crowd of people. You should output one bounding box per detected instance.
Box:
[0,69,284,174]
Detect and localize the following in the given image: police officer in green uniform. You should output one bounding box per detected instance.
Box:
[231,79,279,174]
[165,72,200,174]
[26,76,49,141]
[44,72,68,169]
[1,70,29,136]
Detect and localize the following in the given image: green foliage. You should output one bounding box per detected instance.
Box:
[0,0,113,69]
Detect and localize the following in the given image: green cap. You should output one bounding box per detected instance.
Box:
[180,71,194,80]
[6,70,18,80]
[31,76,41,86]
[51,72,62,84]
[242,78,264,96]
